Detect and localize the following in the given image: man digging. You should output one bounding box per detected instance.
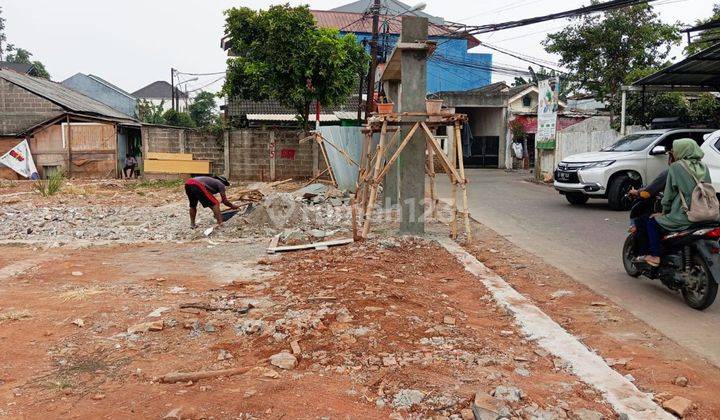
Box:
[184,175,239,229]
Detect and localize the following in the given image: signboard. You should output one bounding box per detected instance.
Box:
[0,139,39,179]
[536,77,560,150]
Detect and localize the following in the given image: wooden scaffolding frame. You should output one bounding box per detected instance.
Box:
[352,112,472,241]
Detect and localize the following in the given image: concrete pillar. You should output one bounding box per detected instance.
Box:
[223,130,230,178]
[399,16,428,235]
[499,106,509,169]
[383,80,401,206]
[179,130,186,154]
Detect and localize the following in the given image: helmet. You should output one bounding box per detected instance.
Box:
[214,175,230,186]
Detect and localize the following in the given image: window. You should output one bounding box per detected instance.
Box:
[522,95,532,107]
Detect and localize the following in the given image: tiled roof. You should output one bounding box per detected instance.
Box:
[0,61,35,75]
[330,0,444,24]
[311,10,450,36]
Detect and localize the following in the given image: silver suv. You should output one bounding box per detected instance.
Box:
[553,129,713,210]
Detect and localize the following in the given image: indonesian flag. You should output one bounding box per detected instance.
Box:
[0,140,39,179]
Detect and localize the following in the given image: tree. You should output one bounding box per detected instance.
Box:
[0,7,6,60]
[222,5,368,128]
[543,3,680,120]
[686,3,720,55]
[137,99,166,124]
[188,91,217,128]
[5,46,50,79]
[162,109,195,128]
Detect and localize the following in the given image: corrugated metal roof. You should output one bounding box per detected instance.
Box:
[633,43,720,87]
[228,97,362,117]
[0,69,136,123]
[247,113,339,122]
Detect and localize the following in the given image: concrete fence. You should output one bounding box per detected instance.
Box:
[141,126,322,181]
[535,117,642,179]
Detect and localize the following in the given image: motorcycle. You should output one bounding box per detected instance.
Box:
[622,194,720,310]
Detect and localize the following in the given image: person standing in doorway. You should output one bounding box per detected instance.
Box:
[184,175,239,228]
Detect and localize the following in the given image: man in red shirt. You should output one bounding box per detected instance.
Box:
[184,176,239,228]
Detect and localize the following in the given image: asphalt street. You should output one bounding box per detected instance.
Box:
[436,169,720,366]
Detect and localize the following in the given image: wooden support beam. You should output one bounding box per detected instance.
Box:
[454,121,472,242]
[362,120,388,238]
[374,122,419,183]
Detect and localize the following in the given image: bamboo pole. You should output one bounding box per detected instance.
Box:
[317,134,337,187]
[426,138,437,218]
[454,121,472,242]
[450,122,459,239]
[303,167,330,188]
[362,120,388,238]
[359,132,373,215]
[419,123,462,182]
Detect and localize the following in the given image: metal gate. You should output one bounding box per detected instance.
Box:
[464,135,499,168]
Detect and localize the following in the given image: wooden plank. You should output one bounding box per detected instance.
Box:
[267,238,354,254]
[144,159,210,174]
[146,152,194,161]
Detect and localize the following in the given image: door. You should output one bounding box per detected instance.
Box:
[117,130,128,178]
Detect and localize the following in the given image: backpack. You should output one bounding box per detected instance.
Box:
[678,160,720,223]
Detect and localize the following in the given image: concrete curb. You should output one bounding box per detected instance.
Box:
[438,237,672,420]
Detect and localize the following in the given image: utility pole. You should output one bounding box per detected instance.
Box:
[171,68,176,112]
[364,0,381,121]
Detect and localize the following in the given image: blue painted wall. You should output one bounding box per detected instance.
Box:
[345,32,492,94]
[62,74,137,118]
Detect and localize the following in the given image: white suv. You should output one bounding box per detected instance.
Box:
[554,129,713,210]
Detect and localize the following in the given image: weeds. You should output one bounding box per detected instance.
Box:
[0,309,32,322]
[58,287,104,302]
[127,179,184,190]
[0,179,18,189]
[33,169,65,197]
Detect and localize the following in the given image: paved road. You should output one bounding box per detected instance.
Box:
[436,169,720,366]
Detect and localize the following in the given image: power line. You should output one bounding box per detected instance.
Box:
[460,0,661,35]
[185,76,225,94]
[176,71,225,76]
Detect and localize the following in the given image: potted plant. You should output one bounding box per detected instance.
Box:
[377,96,394,114]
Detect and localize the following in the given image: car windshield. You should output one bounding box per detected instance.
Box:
[601,133,662,152]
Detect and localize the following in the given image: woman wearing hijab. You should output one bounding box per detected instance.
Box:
[637,138,712,266]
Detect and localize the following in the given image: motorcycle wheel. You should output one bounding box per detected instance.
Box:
[622,235,641,278]
[682,254,719,310]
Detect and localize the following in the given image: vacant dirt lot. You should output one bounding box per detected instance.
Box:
[0,179,718,419]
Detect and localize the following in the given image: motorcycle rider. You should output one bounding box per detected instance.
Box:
[628,150,673,253]
[635,138,712,267]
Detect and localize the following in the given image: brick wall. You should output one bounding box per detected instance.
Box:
[142,125,320,180]
[0,79,64,135]
[186,131,224,176]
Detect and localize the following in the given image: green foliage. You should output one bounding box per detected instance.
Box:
[689,93,720,126]
[188,91,217,128]
[137,99,166,124]
[0,7,6,60]
[4,46,51,79]
[543,3,680,118]
[686,3,720,55]
[162,109,195,128]
[623,67,720,127]
[509,120,527,141]
[33,169,64,197]
[222,4,368,128]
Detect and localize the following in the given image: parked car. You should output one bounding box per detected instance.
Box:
[553,128,714,210]
[700,129,720,192]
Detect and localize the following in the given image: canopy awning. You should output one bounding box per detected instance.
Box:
[628,43,720,91]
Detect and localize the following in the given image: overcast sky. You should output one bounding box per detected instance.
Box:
[2,0,716,97]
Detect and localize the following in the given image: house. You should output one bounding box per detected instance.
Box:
[132,81,188,112]
[0,61,40,76]
[62,73,138,118]
[315,1,491,93]
[432,82,586,169]
[0,69,141,180]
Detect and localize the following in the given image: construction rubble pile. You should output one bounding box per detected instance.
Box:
[0,183,353,244]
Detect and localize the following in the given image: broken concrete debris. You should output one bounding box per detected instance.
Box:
[269,352,297,370]
[662,396,693,417]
